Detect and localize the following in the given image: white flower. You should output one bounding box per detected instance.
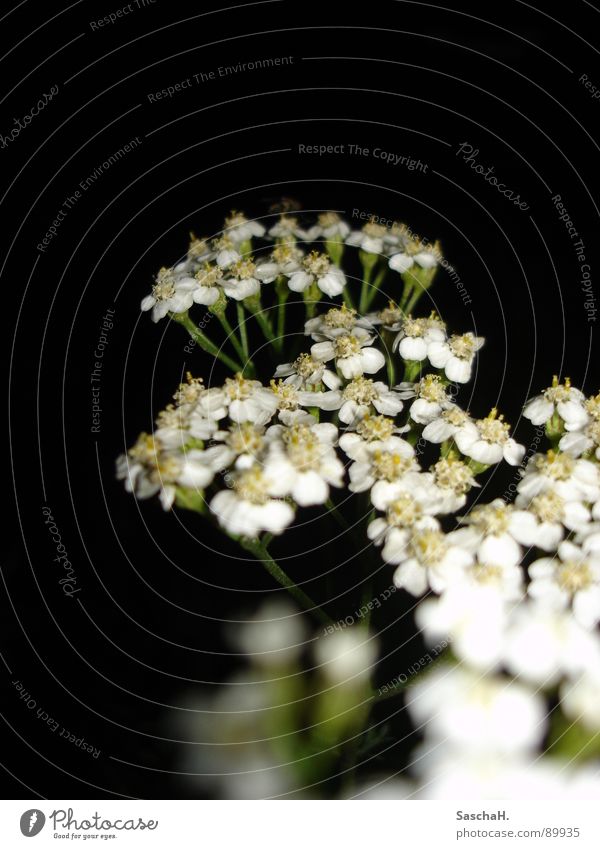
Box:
[312,211,350,242]
[528,540,600,629]
[223,210,265,244]
[267,214,312,241]
[346,437,418,497]
[212,234,241,268]
[576,521,600,554]
[395,373,455,424]
[220,258,276,301]
[366,301,405,332]
[503,603,600,686]
[311,328,385,379]
[559,419,600,459]
[391,526,473,596]
[325,376,404,425]
[274,352,341,390]
[212,421,266,469]
[523,376,588,430]
[457,553,524,602]
[189,262,224,305]
[454,408,525,466]
[450,499,523,566]
[367,492,441,559]
[339,414,409,462]
[429,456,479,513]
[117,433,226,510]
[388,241,440,273]
[407,666,546,755]
[393,314,447,362]
[427,332,484,383]
[262,422,344,506]
[560,671,600,731]
[268,378,340,420]
[416,584,508,669]
[346,220,389,255]
[285,250,346,297]
[517,450,600,502]
[141,266,198,322]
[421,404,472,443]
[314,628,378,683]
[513,490,590,551]
[210,464,294,537]
[228,599,308,668]
[304,304,372,341]
[223,374,278,424]
[263,242,304,276]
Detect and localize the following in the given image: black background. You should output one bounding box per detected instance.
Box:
[3,0,600,798]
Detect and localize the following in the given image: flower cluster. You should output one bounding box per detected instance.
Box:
[120,209,600,799]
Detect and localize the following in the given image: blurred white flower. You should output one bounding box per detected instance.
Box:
[528,540,600,629]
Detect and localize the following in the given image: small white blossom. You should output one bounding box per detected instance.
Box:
[392,526,473,596]
[429,456,479,514]
[339,414,409,462]
[210,464,294,537]
[454,408,525,466]
[141,266,198,322]
[523,376,588,430]
[388,240,440,273]
[262,422,344,506]
[312,211,350,242]
[311,328,385,379]
[559,419,600,459]
[395,373,455,424]
[346,437,419,497]
[421,404,472,443]
[513,490,590,551]
[346,220,389,255]
[285,250,346,297]
[393,314,447,362]
[304,304,372,341]
[517,450,600,503]
[274,352,341,390]
[223,211,265,244]
[324,376,404,425]
[222,374,278,424]
[427,332,484,383]
[220,258,276,301]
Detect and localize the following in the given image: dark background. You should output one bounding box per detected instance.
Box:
[2,0,599,798]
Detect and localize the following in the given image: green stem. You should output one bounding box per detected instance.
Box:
[276,291,288,352]
[385,347,396,387]
[342,286,356,310]
[358,258,377,315]
[403,286,425,316]
[239,537,333,626]
[364,266,388,311]
[216,310,252,373]
[245,299,279,352]
[236,302,250,361]
[172,312,243,373]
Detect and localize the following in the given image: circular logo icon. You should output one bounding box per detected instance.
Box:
[19,810,45,837]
